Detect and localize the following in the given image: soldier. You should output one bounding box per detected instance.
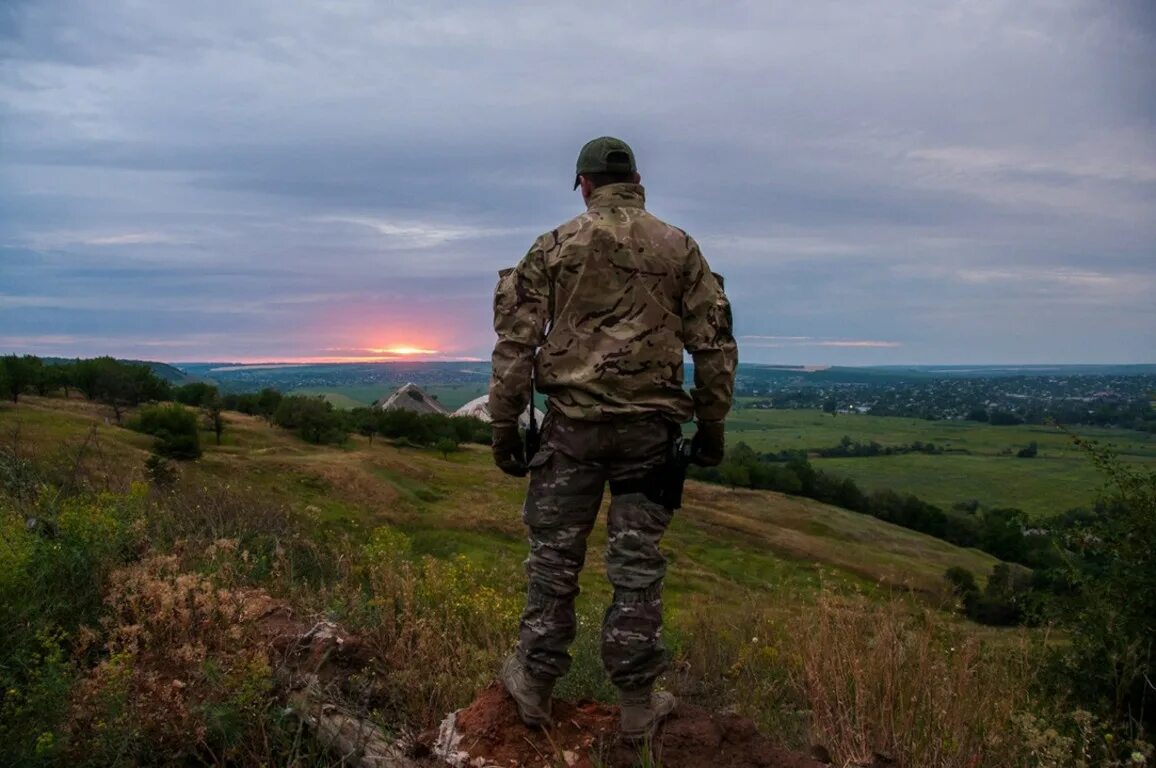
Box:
[489,136,737,740]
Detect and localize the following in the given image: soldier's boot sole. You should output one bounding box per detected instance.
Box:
[500,653,554,728]
[619,690,677,742]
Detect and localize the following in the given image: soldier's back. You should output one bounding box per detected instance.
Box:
[534,182,697,422]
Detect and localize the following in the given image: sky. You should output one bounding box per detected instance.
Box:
[1,0,1153,366]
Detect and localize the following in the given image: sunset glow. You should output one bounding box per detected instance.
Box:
[373,346,438,356]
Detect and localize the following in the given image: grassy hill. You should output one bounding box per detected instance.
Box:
[3,396,998,602]
[3,396,1092,767]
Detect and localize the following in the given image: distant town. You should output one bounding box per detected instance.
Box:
[736,367,1156,430]
[165,361,1156,433]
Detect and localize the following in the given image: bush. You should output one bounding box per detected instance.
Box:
[65,555,274,765]
[339,526,520,726]
[274,395,347,444]
[130,404,202,460]
[0,487,149,762]
[1058,438,1156,733]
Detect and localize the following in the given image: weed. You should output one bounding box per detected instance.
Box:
[65,555,275,765]
[337,525,521,726]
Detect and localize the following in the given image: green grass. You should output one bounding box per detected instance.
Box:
[2,397,1004,608]
[819,453,1109,518]
[288,388,373,409]
[728,406,1156,457]
[727,408,1156,518]
[422,384,489,411]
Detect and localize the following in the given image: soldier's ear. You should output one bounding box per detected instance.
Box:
[631,172,641,184]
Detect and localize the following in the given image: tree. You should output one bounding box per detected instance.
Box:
[257,388,282,425]
[351,408,379,443]
[174,382,219,407]
[89,358,170,423]
[0,355,41,403]
[719,461,751,489]
[979,507,1028,563]
[435,437,459,459]
[202,395,225,446]
[34,362,67,397]
[274,395,346,444]
[71,358,103,400]
[66,357,168,419]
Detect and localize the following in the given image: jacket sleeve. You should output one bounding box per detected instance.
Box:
[681,241,737,422]
[489,241,551,428]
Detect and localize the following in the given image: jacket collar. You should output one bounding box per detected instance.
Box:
[585,183,646,211]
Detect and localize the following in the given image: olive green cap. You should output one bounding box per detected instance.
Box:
[573,136,637,189]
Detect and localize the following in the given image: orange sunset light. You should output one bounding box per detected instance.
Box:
[372,346,439,356]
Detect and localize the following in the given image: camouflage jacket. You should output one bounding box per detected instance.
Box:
[489,183,737,428]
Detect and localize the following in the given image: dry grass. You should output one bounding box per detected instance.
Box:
[671,588,1047,767]
[795,591,1040,767]
[65,554,279,765]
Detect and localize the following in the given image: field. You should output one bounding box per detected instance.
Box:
[284,388,1156,519]
[727,407,1156,518]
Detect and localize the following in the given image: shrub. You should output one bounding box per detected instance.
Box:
[65,555,275,765]
[144,453,177,488]
[1058,438,1156,733]
[130,403,202,459]
[338,526,519,726]
[0,487,149,762]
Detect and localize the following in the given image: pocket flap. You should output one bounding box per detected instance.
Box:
[527,448,553,468]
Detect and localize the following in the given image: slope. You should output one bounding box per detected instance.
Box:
[2,395,999,602]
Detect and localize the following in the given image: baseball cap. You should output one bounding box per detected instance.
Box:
[573,136,637,189]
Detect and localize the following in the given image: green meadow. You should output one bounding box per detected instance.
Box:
[727,407,1156,519]
[290,389,1156,519]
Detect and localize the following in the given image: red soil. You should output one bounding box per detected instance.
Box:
[426,681,823,768]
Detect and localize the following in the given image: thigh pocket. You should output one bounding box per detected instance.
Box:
[522,450,603,528]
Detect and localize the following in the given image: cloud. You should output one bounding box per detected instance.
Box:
[12,230,193,249]
[739,336,903,350]
[313,216,529,249]
[0,0,1153,364]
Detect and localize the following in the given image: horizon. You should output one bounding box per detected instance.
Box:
[2,2,1154,365]
[21,356,1152,371]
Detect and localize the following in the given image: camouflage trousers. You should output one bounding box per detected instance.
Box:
[516,410,678,692]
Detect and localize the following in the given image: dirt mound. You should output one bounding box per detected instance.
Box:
[425,682,822,768]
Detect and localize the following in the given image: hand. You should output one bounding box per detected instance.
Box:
[691,420,725,467]
[492,424,528,477]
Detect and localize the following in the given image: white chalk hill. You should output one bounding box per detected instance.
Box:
[371,382,450,415]
[454,394,544,429]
